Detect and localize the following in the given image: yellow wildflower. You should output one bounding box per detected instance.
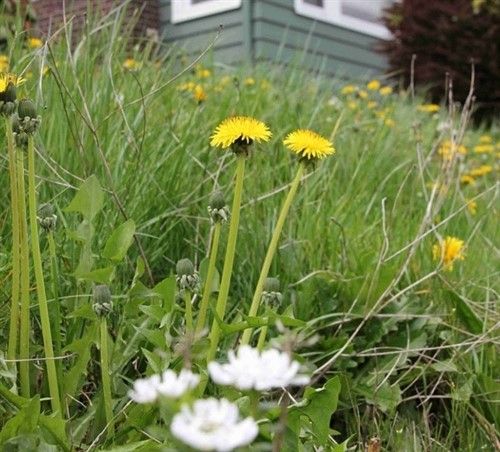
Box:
[0,73,25,94]
[438,140,467,161]
[210,116,272,149]
[193,84,207,102]
[196,66,211,78]
[418,104,440,113]
[466,199,477,215]
[347,101,358,110]
[367,101,378,109]
[469,165,492,177]
[460,174,476,185]
[384,118,395,127]
[358,90,368,99]
[379,86,393,96]
[479,135,492,144]
[178,81,196,92]
[0,55,9,72]
[367,79,381,91]
[341,84,357,95]
[243,77,255,86]
[123,58,142,71]
[473,144,494,154]
[28,37,43,49]
[432,236,465,271]
[283,129,335,160]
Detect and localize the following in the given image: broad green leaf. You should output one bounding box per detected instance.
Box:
[75,266,115,284]
[447,290,483,335]
[431,360,458,373]
[39,414,71,451]
[153,276,176,313]
[0,395,40,444]
[102,219,136,261]
[360,381,402,413]
[64,175,104,221]
[199,258,220,293]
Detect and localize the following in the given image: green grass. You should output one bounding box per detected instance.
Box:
[0,7,498,451]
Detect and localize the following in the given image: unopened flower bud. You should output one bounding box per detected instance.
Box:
[0,84,16,116]
[16,99,41,135]
[12,115,29,148]
[38,203,57,232]
[92,285,113,317]
[262,277,283,307]
[207,190,230,224]
[176,258,200,292]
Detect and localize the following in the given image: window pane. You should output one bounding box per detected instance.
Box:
[304,0,324,6]
[341,0,392,24]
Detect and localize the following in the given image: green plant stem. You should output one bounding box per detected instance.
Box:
[100,316,114,437]
[47,231,63,394]
[27,136,62,416]
[184,290,193,332]
[207,156,246,363]
[17,151,31,399]
[240,163,304,346]
[196,222,221,334]
[256,324,268,351]
[6,117,21,365]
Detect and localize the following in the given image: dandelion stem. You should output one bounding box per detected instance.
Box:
[27,136,61,415]
[100,316,114,437]
[6,117,21,366]
[196,222,221,334]
[207,156,246,362]
[17,150,31,399]
[256,324,268,351]
[184,290,193,332]
[241,163,304,345]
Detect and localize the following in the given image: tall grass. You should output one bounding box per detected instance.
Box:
[0,5,498,450]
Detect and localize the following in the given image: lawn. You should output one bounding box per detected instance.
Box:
[0,10,498,451]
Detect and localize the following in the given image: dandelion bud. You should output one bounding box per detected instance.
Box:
[262,277,283,307]
[16,99,41,135]
[176,258,200,292]
[12,115,29,148]
[0,84,16,116]
[38,203,57,232]
[207,190,230,224]
[92,285,113,317]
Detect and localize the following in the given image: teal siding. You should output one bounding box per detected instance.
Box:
[159,0,387,75]
[159,0,244,63]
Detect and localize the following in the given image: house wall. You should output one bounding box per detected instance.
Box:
[159,0,245,64]
[160,0,387,77]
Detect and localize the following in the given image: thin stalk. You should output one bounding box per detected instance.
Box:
[6,117,21,364]
[17,151,30,398]
[100,317,114,437]
[196,222,221,334]
[256,324,268,351]
[240,163,304,345]
[47,232,63,393]
[207,156,246,363]
[184,290,193,333]
[27,136,61,416]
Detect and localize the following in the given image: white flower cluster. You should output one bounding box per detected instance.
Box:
[171,398,258,452]
[128,368,199,403]
[208,345,310,390]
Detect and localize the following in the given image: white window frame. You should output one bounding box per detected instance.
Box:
[294,0,391,40]
[171,0,242,24]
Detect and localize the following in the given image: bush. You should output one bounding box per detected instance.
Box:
[380,0,500,119]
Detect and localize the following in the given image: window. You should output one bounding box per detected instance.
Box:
[294,0,393,39]
[171,0,242,24]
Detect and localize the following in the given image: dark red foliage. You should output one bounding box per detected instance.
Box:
[380,0,500,119]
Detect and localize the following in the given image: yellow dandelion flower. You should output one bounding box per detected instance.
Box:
[341,84,357,95]
[196,67,211,78]
[210,116,272,149]
[28,37,43,49]
[0,73,25,93]
[466,199,477,215]
[418,103,440,113]
[479,135,492,144]
[0,55,9,72]
[358,90,368,99]
[469,164,492,177]
[123,58,142,71]
[243,77,255,86]
[460,174,476,185]
[193,84,207,102]
[438,140,467,160]
[432,236,465,271]
[177,81,195,92]
[283,129,335,160]
[368,101,378,109]
[367,79,381,91]
[384,118,395,127]
[379,86,393,96]
[473,144,494,154]
[347,100,358,110]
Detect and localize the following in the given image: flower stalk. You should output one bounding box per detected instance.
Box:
[184,290,193,333]
[207,155,246,362]
[100,316,114,437]
[196,222,221,334]
[27,135,61,415]
[240,163,304,345]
